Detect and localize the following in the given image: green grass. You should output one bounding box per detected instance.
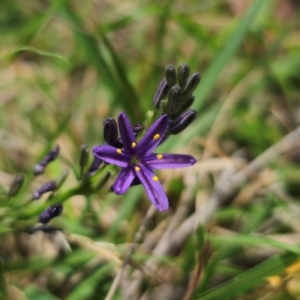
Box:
[1,0,300,299]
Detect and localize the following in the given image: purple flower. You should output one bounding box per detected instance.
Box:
[93,112,196,211]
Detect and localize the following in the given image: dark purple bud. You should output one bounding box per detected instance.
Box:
[39,204,63,224]
[176,95,195,116]
[169,109,197,134]
[103,117,118,146]
[32,180,57,200]
[177,63,190,88]
[132,123,143,134]
[8,174,25,197]
[181,72,201,99]
[165,65,177,87]
[79,144,90,170]
[167,85,181,115]
[153,78,169,109]
[114,138,124,148]
[34,145,60,175]
[88,157,103,175]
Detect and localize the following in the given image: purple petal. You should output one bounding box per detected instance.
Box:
[137,114,170,156]
[143,154,196,169]
[112,166,135,195]
[118,112,137,153]
[93,145,130,167]
[135,164,169,211]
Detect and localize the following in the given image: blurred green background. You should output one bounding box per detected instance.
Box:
[1,0,300,299]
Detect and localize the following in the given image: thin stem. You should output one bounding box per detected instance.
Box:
[105,205,156,300]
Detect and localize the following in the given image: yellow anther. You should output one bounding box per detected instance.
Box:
[135,166,140,171]
[132,142,137,148]
[157,154,163,159]
[153,134,160,140]
[116,149,122,154]
[152,176,159,181]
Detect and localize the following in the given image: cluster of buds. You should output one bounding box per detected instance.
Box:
[8,63,200,224]
[153,63,199,135]
[91,63,200,206]
[7,146,64,225]
[31,146,64,224]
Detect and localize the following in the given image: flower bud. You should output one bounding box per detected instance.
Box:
[165,65,177,87]
[32,180,57,200]
[114,138,123,149]
[181,72,201,99]
[133,123,143,135]
[8,174,25,197]
[169,109,197,134]
[177,63,190,88]
[33,165,45,175]
[103,117,118,146]
[79,144,89,170]
[34,145,60,175]
[39,204,63,224]
[159,99,167,114]
[88,157,103,175]
[166,85,181,115]
[153,78,169,109]
[176,95,195,116]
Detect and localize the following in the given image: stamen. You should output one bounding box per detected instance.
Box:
[153,134,160,140]
[157,154,163,159]
[132,142,137,148]
[152,176,159,181]
[116,149,122,154]
[135,166,140,171]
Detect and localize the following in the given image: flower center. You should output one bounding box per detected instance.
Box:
[131,156,139,165]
